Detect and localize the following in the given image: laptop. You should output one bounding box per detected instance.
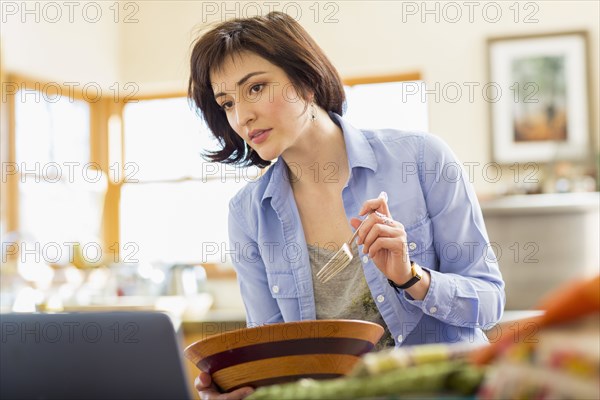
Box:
[0,311,193,400]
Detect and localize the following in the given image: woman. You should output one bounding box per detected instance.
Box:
[188,11,505,399]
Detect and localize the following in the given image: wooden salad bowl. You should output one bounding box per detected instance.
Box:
[184,319,384,391]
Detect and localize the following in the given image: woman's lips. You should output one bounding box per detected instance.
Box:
[251,129,271,144]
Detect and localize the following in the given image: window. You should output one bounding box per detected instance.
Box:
[13,88,106,260]
[120,97,259,264]
[16,93,89,165]
[120,74,427,265]
[344,80,429,132]
[3,73,424,268]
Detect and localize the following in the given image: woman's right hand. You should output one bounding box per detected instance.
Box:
[195,371,254,400]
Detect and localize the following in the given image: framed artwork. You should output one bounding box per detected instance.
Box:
[488,31,590,163]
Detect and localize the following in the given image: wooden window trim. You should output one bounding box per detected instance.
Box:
[343,72,421,86]
[1,74,118,261]
[2,71,421,266]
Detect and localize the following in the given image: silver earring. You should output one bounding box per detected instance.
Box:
[310,102,317,122]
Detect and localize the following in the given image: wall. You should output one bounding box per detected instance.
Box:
[1,0,119,87]
[119,0,600,195]
[2,0,599,195]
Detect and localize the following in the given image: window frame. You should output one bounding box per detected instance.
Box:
[1,71,421,269]
[2,73,115,261]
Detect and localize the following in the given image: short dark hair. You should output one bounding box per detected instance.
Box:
[188,12,346,168]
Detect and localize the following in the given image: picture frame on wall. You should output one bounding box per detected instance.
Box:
[487,31,591,164]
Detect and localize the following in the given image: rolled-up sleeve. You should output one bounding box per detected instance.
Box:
[401,134,505,329]
[228,199,281,327]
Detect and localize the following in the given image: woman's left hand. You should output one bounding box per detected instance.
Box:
[350,192,412,284]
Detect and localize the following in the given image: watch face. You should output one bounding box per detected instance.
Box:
[412,262,422,279]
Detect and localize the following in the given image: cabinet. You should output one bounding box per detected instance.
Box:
[481,192,599,309]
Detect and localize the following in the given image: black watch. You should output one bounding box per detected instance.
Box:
[388,261,422,291]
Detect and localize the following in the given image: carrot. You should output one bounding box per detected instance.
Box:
[470,275,600,365]
[538,275,600,326]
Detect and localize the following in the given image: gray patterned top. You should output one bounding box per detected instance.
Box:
[307,242,396,351]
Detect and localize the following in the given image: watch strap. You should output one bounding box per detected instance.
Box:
[388,261,422,291]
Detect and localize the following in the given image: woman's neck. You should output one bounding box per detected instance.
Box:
[281,109,349,192]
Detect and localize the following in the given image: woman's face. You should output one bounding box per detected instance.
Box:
[210,51,313,162]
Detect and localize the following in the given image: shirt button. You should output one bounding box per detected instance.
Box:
[429,306,438,314]
[376,295,385,303]
[397,335,403,343]
[408,242,417,251]
[362,255,369,263]
[272,285,279,294]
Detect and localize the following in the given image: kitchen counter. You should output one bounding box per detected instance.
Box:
[480,192,599,215]
[480,192,599,310]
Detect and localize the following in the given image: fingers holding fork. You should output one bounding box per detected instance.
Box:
[351,191,405,251]
[358,191,391,219]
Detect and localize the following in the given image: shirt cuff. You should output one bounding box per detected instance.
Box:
[401,267,456,320]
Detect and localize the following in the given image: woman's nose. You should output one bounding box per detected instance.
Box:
[235,100,256,127]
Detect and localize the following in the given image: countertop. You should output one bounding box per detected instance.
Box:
[480,192,599,215]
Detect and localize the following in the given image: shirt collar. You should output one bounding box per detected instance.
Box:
[261,112,378,207]
[330,112,378,173]
[261,156,290,209]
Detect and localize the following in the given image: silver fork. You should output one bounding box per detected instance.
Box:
[316,212,371,283]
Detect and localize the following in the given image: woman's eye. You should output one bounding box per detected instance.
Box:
[220,101,233,111]
[250,83,264,94]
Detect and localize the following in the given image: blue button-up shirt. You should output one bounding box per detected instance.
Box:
[227,112,505,346]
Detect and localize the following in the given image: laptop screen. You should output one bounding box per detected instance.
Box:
[1,311,193,400]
